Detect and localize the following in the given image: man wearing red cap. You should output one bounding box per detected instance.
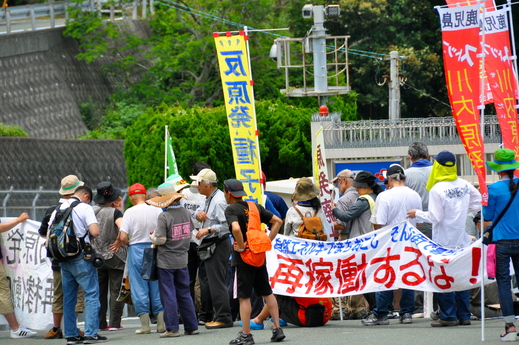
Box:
[118,183,165,334]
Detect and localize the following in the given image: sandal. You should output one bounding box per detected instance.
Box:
[501,323,518,342]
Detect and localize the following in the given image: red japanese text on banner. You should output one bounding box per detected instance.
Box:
[483,8,519,158]
[313,127,337,238]
[437,4,488,204]
[266,221,492,297]
[214,32,262,204]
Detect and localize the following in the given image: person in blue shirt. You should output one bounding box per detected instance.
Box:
[483,148,519,342]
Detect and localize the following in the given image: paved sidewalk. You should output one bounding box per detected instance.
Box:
[0,316,511,345]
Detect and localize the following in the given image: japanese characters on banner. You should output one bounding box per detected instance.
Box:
[214,31,262,204]
[313,127,337,238]
[437,4,488,204]
[0,219,53,330]
[483,8,519,157]
[266,221,489,297]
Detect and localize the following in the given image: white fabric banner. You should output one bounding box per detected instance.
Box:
[267,221,490,297]
[0,218,53,330]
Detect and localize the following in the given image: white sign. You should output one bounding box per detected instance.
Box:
[267,221,489,297]
[0,218,53,330]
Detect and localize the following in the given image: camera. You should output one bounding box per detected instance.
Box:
[302,4,313,19]
[83,244,104,268]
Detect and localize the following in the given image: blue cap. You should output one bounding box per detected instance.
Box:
[436,150,456,166]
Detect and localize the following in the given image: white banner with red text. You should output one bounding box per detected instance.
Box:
[0,218,53,330]
[267,221,491,297]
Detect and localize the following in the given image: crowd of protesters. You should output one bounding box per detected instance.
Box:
[1,142,519,343]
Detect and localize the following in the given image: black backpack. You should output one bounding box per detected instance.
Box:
[46,200,85,262]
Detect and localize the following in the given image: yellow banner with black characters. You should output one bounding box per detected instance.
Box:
[214,31,262,204]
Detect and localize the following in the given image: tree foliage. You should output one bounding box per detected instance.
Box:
[0,122,28,137]
[123,100,317,189]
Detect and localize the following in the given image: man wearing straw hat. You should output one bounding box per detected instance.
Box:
[147,191,199,338]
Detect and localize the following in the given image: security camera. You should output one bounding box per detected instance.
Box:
[302,4,313,19]
[325,5,340,18]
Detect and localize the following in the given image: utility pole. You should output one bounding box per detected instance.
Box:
[388,50,401,120]
[310,5,328,104]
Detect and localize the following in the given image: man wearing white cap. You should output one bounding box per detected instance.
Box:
[191,169,233,329]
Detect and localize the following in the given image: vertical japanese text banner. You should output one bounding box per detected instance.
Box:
[483,8,519,157]
[314,127,337,238]
[214,31,262,204]
[0,219,53,330]
[437,4,488,204]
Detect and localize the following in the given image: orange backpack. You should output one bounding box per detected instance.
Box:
[239,201,272,267]
[294,207,327,241]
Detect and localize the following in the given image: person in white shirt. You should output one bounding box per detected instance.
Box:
[118,183,165,334]
[407,151,481,327]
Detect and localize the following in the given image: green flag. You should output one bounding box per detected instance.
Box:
[165,126,178,181]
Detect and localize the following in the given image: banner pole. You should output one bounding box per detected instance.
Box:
[478,0,487,341]
[165,125,168,182]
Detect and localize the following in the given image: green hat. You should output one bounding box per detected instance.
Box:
[486,148,519,172]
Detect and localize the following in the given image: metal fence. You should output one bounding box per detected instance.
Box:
[0,0,154,34]
[0,189,128,221]
[313,115,501,149]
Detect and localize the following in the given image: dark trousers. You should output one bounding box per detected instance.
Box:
[157,267,198,332]
[97,255,125,328]
[199,239,232,324]
[187,242,200,307]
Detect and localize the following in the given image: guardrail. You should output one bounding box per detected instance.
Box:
[0,0,154,34]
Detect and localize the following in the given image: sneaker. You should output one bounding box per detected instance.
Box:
[271,327,285,342]
[239,319,264,330]
[98,326,110,331]
[184,330,200,335]
[387,311,399,319]
[108,326,123,331]
[66,335,84,345]
[459,319,471,326]
[330,311,341,320]
[159,330,180,338]
[83,334,108,344]
[10,325,37,339]
[229,332,255,345]
[430,309,440,320]
[45,327,63,339]
[399,313,412,324]
[361,312,389,326]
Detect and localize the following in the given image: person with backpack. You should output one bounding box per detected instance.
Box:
[284,177,328,239]
[1,212,38,339]
[224,179,285,345]
[38,175,86,340]
[482,149,519,341]
[332,171,383,313]
[49,186,106,344]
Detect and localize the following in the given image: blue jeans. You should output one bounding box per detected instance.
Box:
[127,243,163,316]
[60,255,100,338]
[157,267,198,332]
[436,290,470,322]
[374,289,414,317]
[496,240,519,323]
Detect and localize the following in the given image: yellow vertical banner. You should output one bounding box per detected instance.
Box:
[313,127,337,239]
[214,31,262,204]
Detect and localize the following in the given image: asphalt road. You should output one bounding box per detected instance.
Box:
[0,316,513,345]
